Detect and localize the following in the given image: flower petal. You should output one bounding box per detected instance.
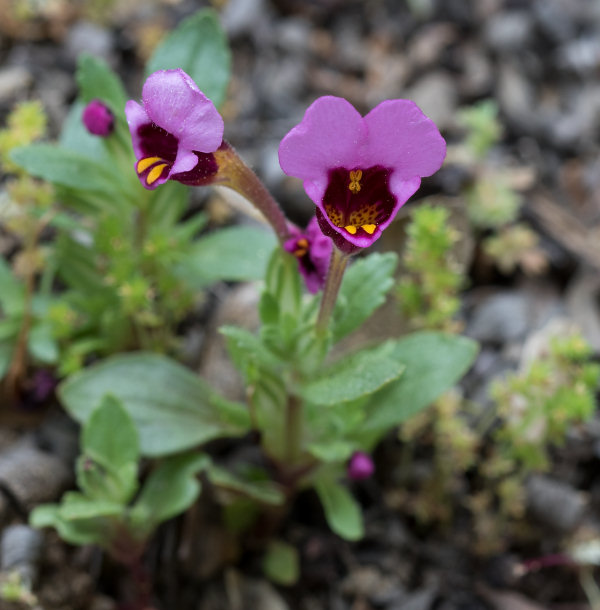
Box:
[142,69,224,154]
[124,100,150,159]
[363,100,446,179]
[170,148,199,175]
[278,96,366,182]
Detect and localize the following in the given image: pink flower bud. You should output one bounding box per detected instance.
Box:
[347,451,374,480]
[82,99,114,137]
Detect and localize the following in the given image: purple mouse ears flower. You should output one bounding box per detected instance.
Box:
[278,96,446,253]
[284,216,332,294]
[125,69,224,190]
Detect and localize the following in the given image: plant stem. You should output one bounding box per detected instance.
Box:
[284,394,303,466]
[316,247,348,333]
[215,142,289,244]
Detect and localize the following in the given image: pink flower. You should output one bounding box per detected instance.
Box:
[278,96,446,252]
[82,99,114,137]
[284,216,332,293]
[347,451,375,480]
[125,69,224,190]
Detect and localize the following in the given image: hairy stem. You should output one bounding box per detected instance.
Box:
[215,142,289,244]
[316,247,348,333]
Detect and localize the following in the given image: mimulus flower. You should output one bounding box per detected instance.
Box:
[125,69,224,190]
[278,96,446,252]
[82,99,114,137]
[284,216,332,293]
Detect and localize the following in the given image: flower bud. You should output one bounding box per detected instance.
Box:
[82,99,114,137]
[347,451,374,480]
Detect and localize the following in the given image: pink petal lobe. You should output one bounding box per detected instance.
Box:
[124,100,150,159]
[278,96,366,182]
[364,100,446,179]
[142,69,224,154]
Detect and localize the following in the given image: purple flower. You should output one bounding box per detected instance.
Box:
[284,216,332,293]
[125,69,224,190]
[347,451,374,480]
[82,99,114,137]
[278,96,446,253]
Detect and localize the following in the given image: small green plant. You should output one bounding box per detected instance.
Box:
[492,331,599,471]
[31,395,209,566]
[456,99,546,274]
[397,202,464,332]
[457,99,503,160]
[396,325,599,554]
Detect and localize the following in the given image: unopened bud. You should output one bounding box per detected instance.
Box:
[82,99,114,137]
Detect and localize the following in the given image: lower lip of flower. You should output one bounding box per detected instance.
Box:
[136,156,170,186]
[322,165,395,238]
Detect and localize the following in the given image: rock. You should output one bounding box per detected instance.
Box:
[387,588,436,610]
[565,270,600,351]
[276,18,311,55]
[64,20,114,62]
[544,84,600,150]
[0,439,71,523]
[0,525,44,587]
[406,71,458,131]
[484,12,533,54]
[533,0,578,44]
[526,475,586,532]
[231,576,290,610]
[558,36,600,75]
[480,587,551,610]
[407,23,457,70]
[457,43,493,97]
[466,292,530,345]
[496,62,538,133]
[0,66,31,104]
[222,0,271,40]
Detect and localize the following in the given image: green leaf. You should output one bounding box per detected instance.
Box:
[76,456,138,506]
[30,503,111,546]
[178,225,277,289]
[82,395,140,469]
[28,322,59,364]
[131,453,209,530]
[221,325,281,378]
[300,341,405,406]
[262,540,300,586]
[10,144,120,196]
[60,491,123,519]
[59,353,251,456]
[315,478,364,541]
[0,256,25,316]
[76,54,128,117]
[207,464,285,505]
[332,252,398,342]
[363,332,478,436]
[146,9,231,108]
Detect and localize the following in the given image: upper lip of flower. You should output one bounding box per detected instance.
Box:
[125,69,224,189]
[278,96,446,248]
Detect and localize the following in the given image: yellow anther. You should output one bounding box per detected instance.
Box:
[362,224,376,235]
[146,163,169,185]
[349,169,363,194]
[293,237,309,257]
[345,225,357,235]
[136,156,162,173]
